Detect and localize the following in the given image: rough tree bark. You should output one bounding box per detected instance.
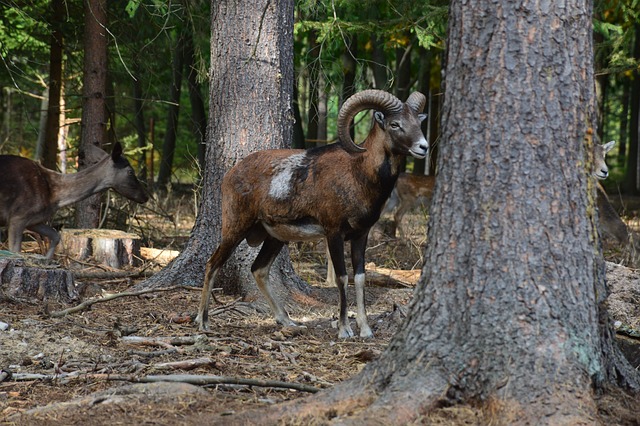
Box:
[139,0,307,306]
[75,0,108,228]
[221,1,639,424]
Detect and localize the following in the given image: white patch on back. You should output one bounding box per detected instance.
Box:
[269,153,307,199]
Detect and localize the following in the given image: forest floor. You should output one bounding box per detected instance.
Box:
[0,192,639,425]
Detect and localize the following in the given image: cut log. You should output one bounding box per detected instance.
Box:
[0,252,77,302]
[140,247,180,266]
[59,229,142,269]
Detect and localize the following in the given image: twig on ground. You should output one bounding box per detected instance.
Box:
[48,285,202,318]
[120,334,208,347]
[151,357,215,371]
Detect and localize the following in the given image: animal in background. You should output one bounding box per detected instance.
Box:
[593,141,630,244]
[0,142,149,258]
[196,90,428,339]
[381,172,436,238]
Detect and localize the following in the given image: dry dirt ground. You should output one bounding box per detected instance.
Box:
[1,197,639,425]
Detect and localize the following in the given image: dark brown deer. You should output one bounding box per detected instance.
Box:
[0,142,148,258]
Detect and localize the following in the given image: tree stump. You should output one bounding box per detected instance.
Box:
[0,252,77,302]
[59,229,143,269]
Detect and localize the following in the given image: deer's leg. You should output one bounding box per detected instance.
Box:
[394,201,411,239]
[251,236,297,327]
[27,224,60,259]
[197,238,241,331]
[7,222,25,254]
[327,234,353,338]
[351,232,373,338]
[324,241,336,287]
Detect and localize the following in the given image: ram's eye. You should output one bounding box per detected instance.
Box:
[390,122,400,129]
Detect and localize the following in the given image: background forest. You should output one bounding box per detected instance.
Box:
[0,0,639,192]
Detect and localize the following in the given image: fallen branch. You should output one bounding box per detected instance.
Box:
[120,335,208,347]
[107,373,321,393]
[152,358,215,371]
[8,371,321,393]
[48,285,204,318]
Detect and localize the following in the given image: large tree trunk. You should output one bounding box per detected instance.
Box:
[75,0,108,228]
[227,1,639,424]
[138,0,307,306]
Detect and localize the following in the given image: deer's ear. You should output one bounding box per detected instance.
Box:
[85,143,108,163]
[603,140,616,154]
[112,142,123,160]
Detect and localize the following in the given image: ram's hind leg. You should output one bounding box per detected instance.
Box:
[251,236,297,327]
[196,239,240,331]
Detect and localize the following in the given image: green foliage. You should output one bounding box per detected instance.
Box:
[1,0,638,184]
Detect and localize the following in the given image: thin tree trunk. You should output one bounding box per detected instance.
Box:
[185,31,207,174]
[292,80,305,149]
[133,62,147,182]
[317,73,327,143]
[156,30,187,189]
[396,41,412,172]
[41,0,64,170]
[305,30,320,148]
[626,23,640,193]
[413,47,431,175]
[341,36,357,140]
[371,35,388,89]
[58,81,67,172]
[428,52,442,175]
[619,76,630,162]
[395,41,412,103]
[75,0,108,229]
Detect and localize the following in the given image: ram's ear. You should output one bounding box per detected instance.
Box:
[374,111,386,129]
[418,113,427,122]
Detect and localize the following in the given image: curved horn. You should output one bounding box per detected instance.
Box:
[406,92,427,113]
[337,90,404,153]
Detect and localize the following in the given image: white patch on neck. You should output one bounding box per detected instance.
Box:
[269,153,307,199]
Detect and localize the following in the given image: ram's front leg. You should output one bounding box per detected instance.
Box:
[351,232,373,338]
[327,234,354,338]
